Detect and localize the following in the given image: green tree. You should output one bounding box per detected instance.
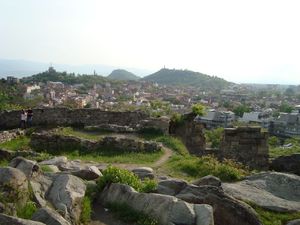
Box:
[233,105,250,117]
[268,136,279,147]
[279,102,293,113]
[192,103,206,116]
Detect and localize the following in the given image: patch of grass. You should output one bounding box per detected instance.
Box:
[80,196,92,224]
[269,146,300,158]
[0,136,30,151]
[164,155,249,182]
[141,133,189,156]
[0,159,8,167]
[61,149,164,164]
[250,203,300,225]
[97,166,157,193]
[269,137,300,158]
[16,201,37,219]
[55,127,105,140]
[40,164,54,173]
[107,202,158,225]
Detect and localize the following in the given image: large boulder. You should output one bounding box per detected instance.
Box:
[176,185,262,225]
[270,154,300,175]
[157,178,188,196]
[131,167,154,179]
[0,213,45,225]
[9,157,40,178]
[287,219,300,225]
[0,167,28,205]
[222,172,300,212]
[99,183,214,225]
[32,207,71,225]
[47,174,86,224]
[30,173,57,207]
[71,165,102,180]
[192,175,221,187]
[40,156,68,167]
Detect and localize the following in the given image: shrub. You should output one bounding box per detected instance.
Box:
[80,196,92,224]
[192,103,206,116]
[107,202,158,225]
[140,178,158,193]
[97,166,157,193]
[268,136,279,147]
[205,127,224,148]
[17,201,37,219]
[40,165,54,173]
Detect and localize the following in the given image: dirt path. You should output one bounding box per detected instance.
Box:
[95,146,173,171]
[89,146,173,225]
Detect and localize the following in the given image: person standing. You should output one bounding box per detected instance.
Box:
[27,108,33,127]
[20,109,27,129]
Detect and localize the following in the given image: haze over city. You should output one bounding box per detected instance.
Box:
[1,0,300,84]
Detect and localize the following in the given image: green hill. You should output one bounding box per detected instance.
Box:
[143,68,232,89]
[107,69,140,81]
[21,67,110,87]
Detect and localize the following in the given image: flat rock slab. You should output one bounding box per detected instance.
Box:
[223,172,300,212]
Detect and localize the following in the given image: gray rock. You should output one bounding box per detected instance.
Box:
[47,174,86,224]
[176,184,262,225]
[30,173,57,207]
[0,148,14,160]
[40,156,68,166]
[271,154,300,176]
[32,207,71,225]
[99,183,214,225]
[222,172,300,212]
[71,165,102,180]
[194,204,214,225]
[0,167,28,204]
[287,219,300,225]
[157,178,188,196]
[192,175,221,187]
[0,213,45,225]
[9,156,40,178]
[132,167,154,179]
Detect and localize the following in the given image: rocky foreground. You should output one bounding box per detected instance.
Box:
[0,155,300,225]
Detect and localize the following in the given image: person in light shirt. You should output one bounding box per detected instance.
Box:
[20,109,27,129]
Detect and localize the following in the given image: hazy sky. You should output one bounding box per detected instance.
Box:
[1,0,300,84]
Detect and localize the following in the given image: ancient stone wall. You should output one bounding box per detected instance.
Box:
[169,113,206,155]
[219,127,269,170]
[30,132,162,153]
[0,108,169,134]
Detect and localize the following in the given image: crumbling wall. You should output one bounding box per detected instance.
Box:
[30,132,161,153]
[0,108,169,134]
[219,127,269,170]
[169,113,206,155]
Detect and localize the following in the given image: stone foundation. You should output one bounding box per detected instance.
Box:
[30,132,162,153]
[219,127,269,170]
[0,108,169,134]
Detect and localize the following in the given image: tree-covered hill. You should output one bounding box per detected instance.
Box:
[143,68,232,89]
[107,69,140,81]
[21,67,111,87]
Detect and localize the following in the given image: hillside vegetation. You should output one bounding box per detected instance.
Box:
[143,68,231,89]
[108,69,140,81]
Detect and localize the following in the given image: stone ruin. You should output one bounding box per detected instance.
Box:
[219,127,269,170]
[0,108,170,134]
[170,113,269,170]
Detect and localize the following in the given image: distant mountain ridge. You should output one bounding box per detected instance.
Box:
[107,69,140,81]
[143,68,232,89]
[0,59,152,78]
